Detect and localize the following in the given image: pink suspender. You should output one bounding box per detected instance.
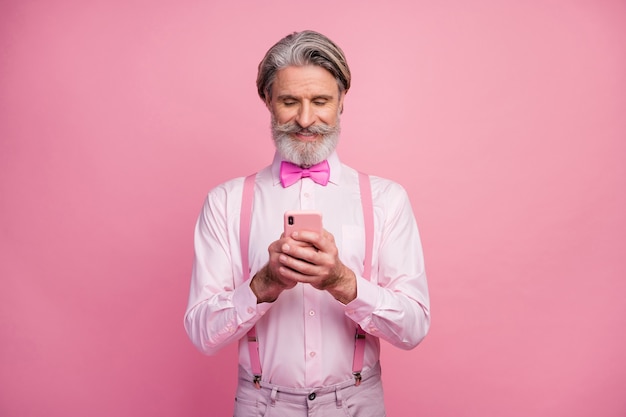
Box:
[240,171,373,388]
[352,171,373,386]
[240,174,262,388]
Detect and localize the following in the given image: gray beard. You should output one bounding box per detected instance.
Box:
[271,118,341,168]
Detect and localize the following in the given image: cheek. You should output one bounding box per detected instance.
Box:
[318,109,339,126]
[273,108,296,124]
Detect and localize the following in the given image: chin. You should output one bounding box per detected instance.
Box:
[273,128,339,167]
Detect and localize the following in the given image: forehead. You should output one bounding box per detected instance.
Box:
[271,65,339,98]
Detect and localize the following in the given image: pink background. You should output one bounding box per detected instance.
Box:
[1,1,625,416]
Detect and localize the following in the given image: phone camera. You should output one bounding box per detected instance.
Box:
[288,216,294,225]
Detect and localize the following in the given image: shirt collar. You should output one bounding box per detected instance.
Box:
[271,151,342,186]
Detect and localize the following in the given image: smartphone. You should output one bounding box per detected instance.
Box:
[284,210,323,236]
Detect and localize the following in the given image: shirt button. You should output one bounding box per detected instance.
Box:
[304,192,311,198]
[308,393,316,401]
[247,307,254,314]
[309,310,315,316]
[309,351,316,358]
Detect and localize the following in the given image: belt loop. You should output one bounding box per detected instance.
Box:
[335,386,343,408]
[270,387,278,406]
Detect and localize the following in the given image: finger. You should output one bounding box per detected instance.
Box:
[288,230,322,246]
[279,265,319,286]
[293,229,337,252]
[283,238,314,251]
[279,252,322,276]
[282,243,322,266]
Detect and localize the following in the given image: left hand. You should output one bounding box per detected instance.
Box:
[279,228,357,304]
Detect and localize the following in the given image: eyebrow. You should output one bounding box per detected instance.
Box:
[277,94,334,101]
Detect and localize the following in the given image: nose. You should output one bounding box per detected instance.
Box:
[296,102,315,128]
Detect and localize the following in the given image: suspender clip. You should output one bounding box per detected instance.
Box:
[353,372,362,386]
[253,374,262,389]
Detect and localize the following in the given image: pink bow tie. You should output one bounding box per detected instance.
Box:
[280,160,330,188]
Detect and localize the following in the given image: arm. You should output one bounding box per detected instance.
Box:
[183,186,271,355]
[345,181,431,350]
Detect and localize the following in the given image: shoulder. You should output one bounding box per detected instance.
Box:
[340,162,412,211]
[350,167,409,204]
[369,175,408,198]
[369,176,413,219]
[205,176,245,203]
[203,165,273,209]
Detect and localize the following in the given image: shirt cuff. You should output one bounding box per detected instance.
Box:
[232,277,273,322]
[344,276,378,323]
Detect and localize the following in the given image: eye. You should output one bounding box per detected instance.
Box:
[283,101,297,107]
[313,100,328,106]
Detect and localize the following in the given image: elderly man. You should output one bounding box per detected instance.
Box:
[184,30,430,416]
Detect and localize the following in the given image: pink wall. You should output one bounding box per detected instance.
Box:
[1,1,625,416]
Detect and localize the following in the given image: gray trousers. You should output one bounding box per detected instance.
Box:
[233,362,386,417]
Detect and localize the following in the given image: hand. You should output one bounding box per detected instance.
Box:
[251,229,357,304]
[279,229,357,304]
[250,234,298,303]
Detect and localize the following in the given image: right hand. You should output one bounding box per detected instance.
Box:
[250,234,303,303]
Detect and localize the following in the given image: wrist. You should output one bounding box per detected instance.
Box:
[328,267,357,305]
[251,266,282,304]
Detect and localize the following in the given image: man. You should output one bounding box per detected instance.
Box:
[185,30,430,416]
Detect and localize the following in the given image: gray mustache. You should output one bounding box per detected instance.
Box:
[273,122,336,135]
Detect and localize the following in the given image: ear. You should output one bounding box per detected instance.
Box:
[264,94,272,111]
[338,90,346,114]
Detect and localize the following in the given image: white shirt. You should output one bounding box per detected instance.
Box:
[184,151,430,388]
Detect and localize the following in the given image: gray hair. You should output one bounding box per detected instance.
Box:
[256,30,351,101]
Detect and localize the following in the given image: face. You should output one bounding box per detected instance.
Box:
[266,65,346,167]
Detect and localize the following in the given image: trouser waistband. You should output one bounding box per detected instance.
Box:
[237,362,381,406]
